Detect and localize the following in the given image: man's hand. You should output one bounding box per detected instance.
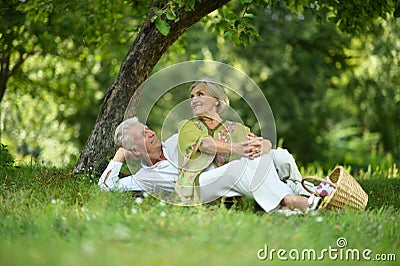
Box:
[113,147,138,163]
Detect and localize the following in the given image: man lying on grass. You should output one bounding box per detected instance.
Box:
[98,117,320,214]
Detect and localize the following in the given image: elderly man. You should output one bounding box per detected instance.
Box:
[98,117,318,213]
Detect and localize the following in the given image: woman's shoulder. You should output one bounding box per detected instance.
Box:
[178,117,207,133]
[221,120,250,133]
[222,120,247,128]
[178,117,202,126]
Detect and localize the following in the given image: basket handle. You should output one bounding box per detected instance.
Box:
[301,176,337,197]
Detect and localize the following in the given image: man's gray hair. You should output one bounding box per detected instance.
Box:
[189,78,230,114]
[114,117,139,150]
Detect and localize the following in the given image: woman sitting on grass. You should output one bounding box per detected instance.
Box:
[175,78,320,213]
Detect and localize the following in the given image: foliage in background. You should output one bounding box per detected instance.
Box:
[1,0,148,166]
[156,3,400,169]
[0,144,14,168]
[1,0,399,168]
[1,54,101,165]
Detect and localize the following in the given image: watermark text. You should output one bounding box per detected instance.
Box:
[257,237,397,262]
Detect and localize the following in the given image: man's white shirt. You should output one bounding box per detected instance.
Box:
[98,134,179,193]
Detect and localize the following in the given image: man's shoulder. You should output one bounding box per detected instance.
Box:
[164,133,178,145]
[163,134,178,165]
[165,133,178,147]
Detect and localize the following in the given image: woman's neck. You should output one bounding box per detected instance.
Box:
[199,115,222,130]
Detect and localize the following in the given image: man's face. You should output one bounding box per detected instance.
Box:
[129,123,162,157]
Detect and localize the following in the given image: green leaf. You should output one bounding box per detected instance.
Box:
[153,7,163,16]
[246,8,258,16]
[155,17,170,36]
[224,29,235,38]
[240,32,250,49]
[150,15,157,23]
[242,16,254,25]
[185,0,196,10]
[226,12,238,21]
[232,34,240,45]
[328,15,340,24]
[207,23,215,32]
[166,9,176,20]
[246,27,261,38]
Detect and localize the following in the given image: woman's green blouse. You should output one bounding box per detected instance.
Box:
[177,117,250,198]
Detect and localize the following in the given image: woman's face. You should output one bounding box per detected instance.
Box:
[190,83,219,118]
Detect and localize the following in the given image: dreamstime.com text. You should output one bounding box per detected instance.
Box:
[257,237,397,262]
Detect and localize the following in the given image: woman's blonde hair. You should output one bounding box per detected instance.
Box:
[189,78,229,114]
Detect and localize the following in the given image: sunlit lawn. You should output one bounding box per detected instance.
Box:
[0,165,399,265]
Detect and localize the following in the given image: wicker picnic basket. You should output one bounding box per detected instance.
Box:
[301,166,368,210]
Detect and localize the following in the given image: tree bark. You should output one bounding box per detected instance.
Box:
[74,0,230,175]
[0,53,10,103]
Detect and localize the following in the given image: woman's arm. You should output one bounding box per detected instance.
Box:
[198,135,272,158]
[178,119,265,159]
[199,135,254,158]
[261,138,273,154]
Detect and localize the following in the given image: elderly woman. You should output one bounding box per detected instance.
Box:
[176,79,319,213]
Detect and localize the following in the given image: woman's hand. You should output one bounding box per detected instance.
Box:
[231,140,253,158]
[247,133,272,159]
[198,136,218,154]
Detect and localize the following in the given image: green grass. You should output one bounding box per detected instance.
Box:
[0,164,399,266]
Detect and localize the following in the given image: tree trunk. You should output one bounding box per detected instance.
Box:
[74,0,230,175]
[0,53,10,103]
